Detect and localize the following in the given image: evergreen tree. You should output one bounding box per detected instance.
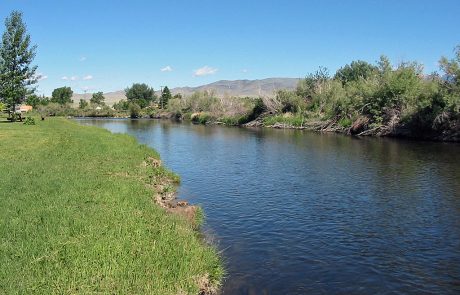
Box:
[160,86,171,108]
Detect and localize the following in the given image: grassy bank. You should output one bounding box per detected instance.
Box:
[0,118,222,294]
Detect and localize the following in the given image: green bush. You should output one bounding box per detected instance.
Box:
[338,117,352,128]
[191,112,213,124]
[277,90,306,113]
[23,117,35,125]
[129,102,141,118]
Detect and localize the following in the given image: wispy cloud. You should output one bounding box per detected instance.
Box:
[62,75,80,81]
[242,69,249,73]
[193,65,218,77]
[161,65,173,72]
[35,72,48,81]
[79,56,87,62]
[81,86,93,92]
[83,75,93,80]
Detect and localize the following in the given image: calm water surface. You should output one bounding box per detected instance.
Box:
[78,119,460,294]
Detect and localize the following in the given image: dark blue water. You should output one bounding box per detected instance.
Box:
[78,119,460,294]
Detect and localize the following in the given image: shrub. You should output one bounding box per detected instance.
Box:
[338,117,352,128]
[129,103,141,118]
[23,117,35,125]
[191,112,213,124]
[277,90,306,113]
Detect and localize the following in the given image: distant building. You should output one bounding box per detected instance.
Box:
[16,105,33,113]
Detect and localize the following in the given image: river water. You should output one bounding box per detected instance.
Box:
[78,118,460,294]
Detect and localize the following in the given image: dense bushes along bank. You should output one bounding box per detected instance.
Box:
[0,118,223,294]
[163,48,459,141]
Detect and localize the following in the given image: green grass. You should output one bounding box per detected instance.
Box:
[0,118,223,294]
[262,114,306,127]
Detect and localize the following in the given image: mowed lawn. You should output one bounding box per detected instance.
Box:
[0,118,222,294]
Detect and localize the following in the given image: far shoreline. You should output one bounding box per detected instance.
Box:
[72,115,460,143]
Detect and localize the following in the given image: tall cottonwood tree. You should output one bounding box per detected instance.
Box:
[0,11,38,120]
[125,83,156,108]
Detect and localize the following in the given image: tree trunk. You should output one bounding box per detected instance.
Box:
[11,104,16,122]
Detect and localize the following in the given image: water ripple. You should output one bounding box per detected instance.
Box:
[78,119,460,295]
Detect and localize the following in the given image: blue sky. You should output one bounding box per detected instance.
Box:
[1,0,459,95]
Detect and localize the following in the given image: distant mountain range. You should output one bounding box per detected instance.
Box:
[72,78,301,106]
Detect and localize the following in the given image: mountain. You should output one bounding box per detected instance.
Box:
[71,78,300,106]
[169,78,300,98]
[72,90,126,106]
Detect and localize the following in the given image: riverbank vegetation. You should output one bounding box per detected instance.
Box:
[162,47,460,141]
[0,118,223,294]
[32,48,459,141]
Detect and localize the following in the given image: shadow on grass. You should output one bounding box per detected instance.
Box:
[0,119,18,123]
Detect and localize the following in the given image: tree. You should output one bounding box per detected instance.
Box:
[113,99,129,111]
[125,83,156,108]
[25,94,40,108]
[334,60,378,85]
[439,46,460,113]
[0,11,38,120]
[160,86,171,108]
[39,95,50,106]
[79,99,88,109]
[51,86,73,104]
[90,91,105,105]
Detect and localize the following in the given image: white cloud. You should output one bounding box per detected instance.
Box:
[61,76,69,80]
[70,76,78,81]
[79,56,87,62]
[161,65,173,72]
[83,75,93,80]
[35,72,48,81]
[193,65,218,77]
[242,69,248,73]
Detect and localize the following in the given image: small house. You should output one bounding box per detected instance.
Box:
[19,105,33,113]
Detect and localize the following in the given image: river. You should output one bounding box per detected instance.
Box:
[78,118,460,294]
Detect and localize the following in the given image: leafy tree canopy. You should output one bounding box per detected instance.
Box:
[25,94,40,108]
[125,83,156,108]
[79,99,88,109]
[90,91,105,105]
[334,60,378,84]
[439,46,460,112]
[51,86,73,105]
[0,11,38,116]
